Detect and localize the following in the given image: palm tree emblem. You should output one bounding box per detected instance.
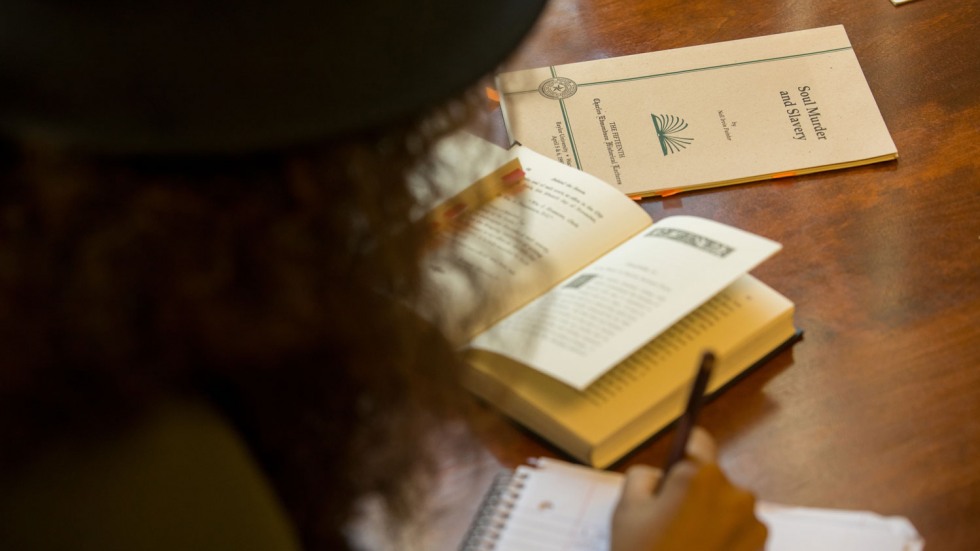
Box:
[651,114,693,156]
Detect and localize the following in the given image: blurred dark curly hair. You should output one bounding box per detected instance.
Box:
[0,94,488,549]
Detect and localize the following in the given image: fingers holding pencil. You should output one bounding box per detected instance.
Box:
[612,428,767,551]
[618,426,714,503]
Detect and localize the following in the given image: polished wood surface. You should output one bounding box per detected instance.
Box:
[482,1,980,549]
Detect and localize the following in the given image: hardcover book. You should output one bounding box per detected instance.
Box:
[419,134,799,468]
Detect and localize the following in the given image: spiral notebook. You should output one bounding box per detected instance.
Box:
[459,457,924,551]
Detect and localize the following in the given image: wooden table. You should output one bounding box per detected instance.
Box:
[480,1,980,549]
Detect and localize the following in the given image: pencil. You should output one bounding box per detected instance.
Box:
[655,351,715,494]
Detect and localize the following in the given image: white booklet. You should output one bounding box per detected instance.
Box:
[460,457,925,551]
[496,25,897,198]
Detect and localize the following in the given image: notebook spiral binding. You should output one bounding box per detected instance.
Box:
[458,468,529,551]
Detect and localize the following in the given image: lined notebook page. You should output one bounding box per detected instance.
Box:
[461,458,621,551]
[460,457,924,551]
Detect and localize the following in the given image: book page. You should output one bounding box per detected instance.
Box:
[420,145,652,342]
[468,216,781,389]
[497,25,897,197]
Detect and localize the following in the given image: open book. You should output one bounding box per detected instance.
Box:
[459,457,925,551]
[495,25,897,198]
[419,133,799,468]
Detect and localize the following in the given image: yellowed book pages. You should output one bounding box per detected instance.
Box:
[464,274,797,468]
[496,25,897,198]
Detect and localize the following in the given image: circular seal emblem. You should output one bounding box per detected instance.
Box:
[537,77,578,100]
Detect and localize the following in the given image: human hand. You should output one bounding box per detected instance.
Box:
[610,427,767,551]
